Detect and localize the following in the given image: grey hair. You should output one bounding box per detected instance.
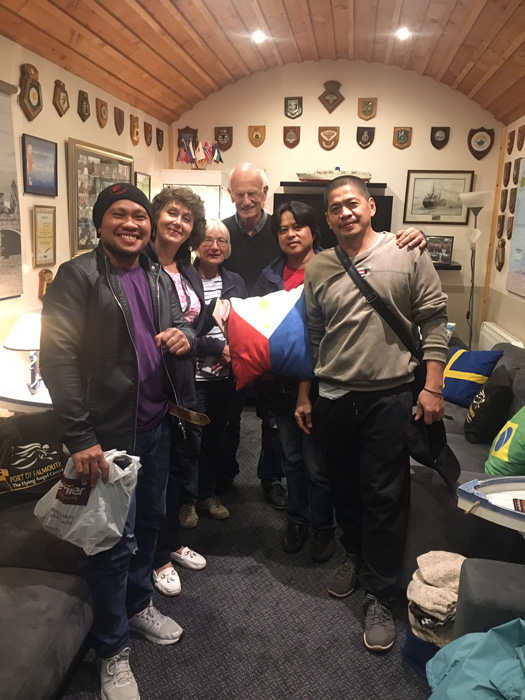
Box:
[228,163,269,190]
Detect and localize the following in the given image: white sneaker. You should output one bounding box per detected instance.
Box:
[98,647,140,700]
[171,546,207,571]
[128,601,183,645]
[152,565,181,596]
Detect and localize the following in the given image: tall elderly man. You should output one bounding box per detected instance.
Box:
[40,183,196,700]
[296,176,448,653]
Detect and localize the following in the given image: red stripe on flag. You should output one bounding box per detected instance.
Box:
[228,308,271,389]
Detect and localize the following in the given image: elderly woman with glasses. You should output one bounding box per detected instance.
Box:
[192,219,247,512]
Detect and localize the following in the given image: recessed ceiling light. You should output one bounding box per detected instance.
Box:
[395,27,411,40]
[251,30,267,44]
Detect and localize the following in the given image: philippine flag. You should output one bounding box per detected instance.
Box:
[226,286,314,389]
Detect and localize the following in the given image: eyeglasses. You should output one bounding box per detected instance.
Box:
[231,190,264,201]
[201,237,228,248]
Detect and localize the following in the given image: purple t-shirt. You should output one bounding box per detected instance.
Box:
[116,264,168,431]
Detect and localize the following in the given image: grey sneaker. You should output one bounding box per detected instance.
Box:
[98,647,140,700]
[363,594,396,651]
[129,601,183,645]
[179,503,198,528]
[197,496,230,519]
[327,552,357,598]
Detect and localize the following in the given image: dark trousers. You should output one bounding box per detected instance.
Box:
[216,384,246,486]
[87,416,171,658]
[313,386,412,599]
[196,377,235,499]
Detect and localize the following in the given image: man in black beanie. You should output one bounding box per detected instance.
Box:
[40,183,196,700]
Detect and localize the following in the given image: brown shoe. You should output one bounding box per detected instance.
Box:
[197,496,230,519]
[179,503,198,529]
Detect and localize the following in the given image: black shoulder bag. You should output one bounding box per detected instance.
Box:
[334,245,460,488]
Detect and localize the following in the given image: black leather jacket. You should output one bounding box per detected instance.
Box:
[40,245,196,455]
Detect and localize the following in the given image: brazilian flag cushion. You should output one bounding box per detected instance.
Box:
[442,347,503,408]
[485,407,525,476]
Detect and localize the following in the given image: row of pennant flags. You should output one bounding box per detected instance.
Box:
[176,140,223,167]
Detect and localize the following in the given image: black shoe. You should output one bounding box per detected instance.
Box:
[310,531,336,563]
[281,523,309,553]
[327,551,358,598]
[264,483,287,510]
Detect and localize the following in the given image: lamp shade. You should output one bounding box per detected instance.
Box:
[459,191,492,209]
[4,313,41,351]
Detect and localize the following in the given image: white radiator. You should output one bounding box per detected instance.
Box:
[479,321,524,351]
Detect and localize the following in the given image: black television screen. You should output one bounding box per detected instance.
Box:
[273,192,393,249]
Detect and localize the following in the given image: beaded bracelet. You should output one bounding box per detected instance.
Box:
[422,387,443,397]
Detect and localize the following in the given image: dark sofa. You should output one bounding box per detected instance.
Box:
[401,341,525,591]
[0,494,92,700]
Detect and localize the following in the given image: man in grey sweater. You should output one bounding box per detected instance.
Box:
[295,176,448,653]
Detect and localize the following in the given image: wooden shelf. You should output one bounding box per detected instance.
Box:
[280,181,387,189]
[434,261,462,270]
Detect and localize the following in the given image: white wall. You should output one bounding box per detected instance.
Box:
[0,35,170,392]
[484,114,525,344]
[171,60,503,344]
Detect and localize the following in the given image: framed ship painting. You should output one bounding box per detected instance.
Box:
[403,170,474,225]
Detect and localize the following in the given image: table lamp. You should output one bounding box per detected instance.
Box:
[459,191,492,349]
[4,312,42,394]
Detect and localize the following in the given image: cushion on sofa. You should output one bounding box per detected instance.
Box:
[464,365,514,444]
[493,342,525,379]
[485,406,525,476]
[510,368,525,417]
[442,348,503,408]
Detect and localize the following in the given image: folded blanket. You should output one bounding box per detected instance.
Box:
[416,551,466,592]
[407,569,457,620]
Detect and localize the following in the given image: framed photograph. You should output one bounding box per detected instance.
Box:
[67,138,133,257]
[403,170,474,224]
[22,134,58,196]
[32,205,56,267]
[427,236,454,265]
[134,171,151,199]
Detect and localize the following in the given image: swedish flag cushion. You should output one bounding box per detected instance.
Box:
[442,347,503,408]
[485,407,525,476]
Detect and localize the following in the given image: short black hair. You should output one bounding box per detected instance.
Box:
[324,176,371,211]
[271,200,321,243]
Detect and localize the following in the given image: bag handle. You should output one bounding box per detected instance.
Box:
[334,245,423,362]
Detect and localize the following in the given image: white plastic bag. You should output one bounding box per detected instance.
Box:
[34,449,141,555]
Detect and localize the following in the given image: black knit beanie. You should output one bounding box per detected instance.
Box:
[92,183,153,234]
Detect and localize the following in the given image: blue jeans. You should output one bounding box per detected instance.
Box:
[87,416,171,658]
[275,411,334,533]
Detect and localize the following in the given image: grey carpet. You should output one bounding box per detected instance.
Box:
[59,406,430,700]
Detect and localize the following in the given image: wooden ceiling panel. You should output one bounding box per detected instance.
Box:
[1,0,523,124]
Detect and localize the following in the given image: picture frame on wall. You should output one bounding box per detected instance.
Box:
[32,205,56,267]
[403,170,474,225]
[134,171,151,199]
[67,138,133,257]
[22,134,58,196]
[427,236,454,266]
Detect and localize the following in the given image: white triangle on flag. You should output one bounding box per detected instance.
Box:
[230,286,303,339]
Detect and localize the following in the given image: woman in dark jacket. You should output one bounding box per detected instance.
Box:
[193,218,247,516]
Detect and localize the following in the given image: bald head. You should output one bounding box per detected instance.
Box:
[228,163,269,233]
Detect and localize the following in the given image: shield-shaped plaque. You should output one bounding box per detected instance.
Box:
[513,158,521,185]
[319,81,344,114]
[503,161,511,187]
[248,126,266,148]
[495,239,505,271]
[156,128,164,151]
[509,187,517,214]
[319,127,340,151]
[358,98,376,121]
[496,215,505,239]
[283,126,300,149]
[114,107,124,135]
[19,64,43,121]
[507,216,514,240]
[468,128,494,160]
[284,97,302,119]
[52,80,69,117]
[431,127,450,150]
[144,122,152,147]
[178,126,198,149]
[500,189,508,212]
[518,125,525,152]
[507,130,515,155]
[130,115,140,146]
[77,90,90,122]
[215,127,233,151]
[357,127,375,149]
[96,98,108,128]
[393,127,412,150]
